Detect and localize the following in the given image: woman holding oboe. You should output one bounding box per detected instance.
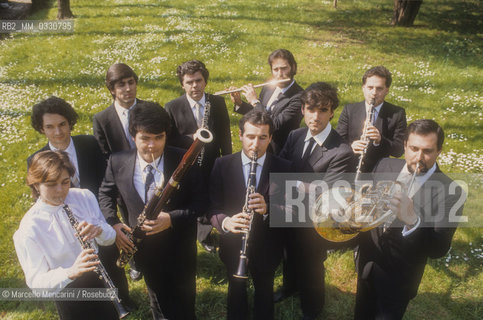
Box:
[13,150,118,320]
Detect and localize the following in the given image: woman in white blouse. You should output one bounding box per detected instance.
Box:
[13,151,118,320]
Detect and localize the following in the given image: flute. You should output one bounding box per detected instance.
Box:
[213,78,291,95]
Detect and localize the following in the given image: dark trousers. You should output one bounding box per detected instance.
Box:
[55,272,118,320]
[135,234,197,320]
[354,263,410,320]
[220,231,280,320]
[292,228,327,318]
[280,227,298,294]
[98,243,131,303]
[225,269,276,320]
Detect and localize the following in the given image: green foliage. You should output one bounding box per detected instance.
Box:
[0,0,481,319]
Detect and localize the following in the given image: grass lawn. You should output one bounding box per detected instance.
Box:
[0,0,481,319]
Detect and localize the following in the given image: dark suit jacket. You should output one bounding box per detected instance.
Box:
[98,146,206,269]
[279,127,356,184]
[357,158,464,299]
[165,93,232,176]
[93,100,145,157]
[336,101,407,172]
[235,81,304,155]
[27,135,106,198]
[209,152,291,272]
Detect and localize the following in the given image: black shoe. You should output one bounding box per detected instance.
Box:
[301,315,316,320]
[201,241,216,253]
[129,268,142,281]
[273,288,296,303]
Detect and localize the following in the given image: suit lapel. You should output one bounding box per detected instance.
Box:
[119,150,144,207]
[182,96,199,132]
[107,104,131,147]
[374,102,387,133]
[261,86,276,107]
[257,152,271,196]
[232,153,248,196]
[71,137,85,182]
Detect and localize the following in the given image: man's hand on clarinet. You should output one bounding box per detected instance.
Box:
[247,192,267,215]
[224,212,251,233]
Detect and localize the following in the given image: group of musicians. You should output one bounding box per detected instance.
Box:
[13,48,465,320]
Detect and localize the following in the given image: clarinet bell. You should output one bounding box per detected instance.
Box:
[233,254,249,279]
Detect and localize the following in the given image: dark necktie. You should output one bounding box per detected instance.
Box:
[301,137,315,163]
[144,165,155,203]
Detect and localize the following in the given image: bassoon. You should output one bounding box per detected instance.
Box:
[116,128,213,268]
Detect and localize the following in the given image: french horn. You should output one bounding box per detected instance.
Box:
[312,163,419,242]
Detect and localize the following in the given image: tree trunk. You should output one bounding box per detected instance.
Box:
[57,0,74,19]
[391,0,423,27]
[333,0,338,9]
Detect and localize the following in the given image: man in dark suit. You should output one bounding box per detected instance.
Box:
[337,66,407,173]
[93,63,141,158]
[230,49,304,155]
[27,96,105,198]
[93,63,144,287]
[165,59,232,253]
[354,119,465,319]
[99,101,205,320]
[279,82,355,319]
[209,110,291,320]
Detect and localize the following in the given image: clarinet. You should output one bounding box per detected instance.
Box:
[62,205,128,319]
[197,99,211,166]
[233,151,258,279]
[355,98,376,182]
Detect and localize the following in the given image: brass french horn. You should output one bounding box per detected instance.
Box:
[312,163,419,242]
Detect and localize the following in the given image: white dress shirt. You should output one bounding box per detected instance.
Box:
[114,99,137,148]
[13,189,115,290]
[49,137,80,187]
[302,123,333,156]
[186,93,206,127]
[133,153,164,203]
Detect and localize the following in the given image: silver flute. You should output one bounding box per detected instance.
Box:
[63,204,128,318]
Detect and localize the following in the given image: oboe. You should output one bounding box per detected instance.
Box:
[197,99,211,166]
[233,151,258,279]
[62,205,128,319]
[355,98,376,182]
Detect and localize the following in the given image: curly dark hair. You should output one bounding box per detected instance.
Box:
[176,60,209,85]
[31,96,78,133]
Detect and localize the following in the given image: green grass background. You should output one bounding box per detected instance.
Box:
[0,0,481,319]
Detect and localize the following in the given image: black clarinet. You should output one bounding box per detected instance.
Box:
[233,151,258,279]
[63,205,128,319]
